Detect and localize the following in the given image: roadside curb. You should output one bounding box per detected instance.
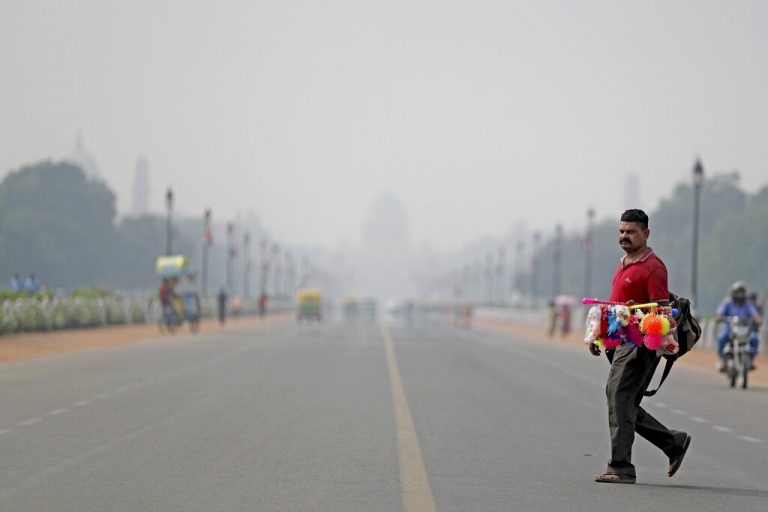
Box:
[470,317,768,387]
[0,312,293,365]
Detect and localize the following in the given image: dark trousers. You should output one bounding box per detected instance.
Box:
[605,344,687,476]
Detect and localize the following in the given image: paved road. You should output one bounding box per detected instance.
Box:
[0,318,765,511]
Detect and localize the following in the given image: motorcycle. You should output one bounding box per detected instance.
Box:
[723,316,752,389]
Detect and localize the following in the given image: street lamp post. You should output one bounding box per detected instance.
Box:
[692,158,704,309]
[497,247,506,305]
[552,224,563,299]
[226,222,234,293]
[513,240,524,304]
[485,253,493,305]
[202,209,212,296]
[583,207,595,300]
[300,257,309,289]
[474,260,482,303]
[243,232,251,300]
[165,188,174,255]
[531,231,541,306]
[285,251,294,298]
[260,239,269,298]
[272,244,281,298]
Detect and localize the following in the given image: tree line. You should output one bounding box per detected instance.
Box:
[527,172,768,314]
[0,161,196,293]
[1,160,766,315]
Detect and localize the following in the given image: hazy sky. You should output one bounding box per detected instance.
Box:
[2,0,767,250]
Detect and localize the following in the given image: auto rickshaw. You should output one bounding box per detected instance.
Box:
[297,288,322,322]
[156,255,201,333]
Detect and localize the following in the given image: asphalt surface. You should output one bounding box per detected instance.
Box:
[0,317,766,511]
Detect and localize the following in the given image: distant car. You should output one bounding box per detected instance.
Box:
[360,297,378,322]
[343,298,360,322]
[385,299,415,321]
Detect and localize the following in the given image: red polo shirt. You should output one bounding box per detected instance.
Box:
[609,247,669,304]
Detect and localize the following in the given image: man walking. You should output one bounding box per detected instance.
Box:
[589,209,691,484]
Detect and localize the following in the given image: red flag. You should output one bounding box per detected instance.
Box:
[203,226,213,246]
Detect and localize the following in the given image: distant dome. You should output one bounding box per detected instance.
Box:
[361,193,411,252]
[357,193,414,299]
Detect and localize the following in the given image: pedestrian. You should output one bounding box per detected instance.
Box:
[589,209,691,484]
[24,273,40,294]
[217,287,228,325]
[546,300,557,337]
[158,278,176,317]
[558,304,571,337]
[9,273,22,292]
[258,292,268,319]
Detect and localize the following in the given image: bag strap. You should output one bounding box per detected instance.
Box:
[644,357,675,397]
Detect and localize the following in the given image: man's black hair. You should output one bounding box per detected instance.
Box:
[620,209,648,229]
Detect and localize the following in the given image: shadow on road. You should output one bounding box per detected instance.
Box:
[637,483,768,498]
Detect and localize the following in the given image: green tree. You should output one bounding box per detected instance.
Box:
[0,161,117,288]
[699,184,768,312]
[521,172,758,314]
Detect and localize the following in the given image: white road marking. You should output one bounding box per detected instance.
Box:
[0,429,11,435]
[713,425,734,433]
[74,400,91,407]
[671,409,687,415]
[737,436,764,443]
[94,393,109,400]
[18,418,42,427]
[690,416,708,423]
[48,408,68,416]
[654,402,668,408]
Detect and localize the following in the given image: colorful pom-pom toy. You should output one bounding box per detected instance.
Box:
[581,299,676,353]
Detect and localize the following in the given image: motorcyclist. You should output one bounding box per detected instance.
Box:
[715,281,762,371]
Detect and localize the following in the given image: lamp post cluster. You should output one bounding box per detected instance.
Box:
[165,188,174,256]
[161,191,307,303]
[516,158,704,309]
[163,157,705,312]
[583,207,595,300]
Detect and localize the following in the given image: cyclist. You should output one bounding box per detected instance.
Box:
[715,281,762,371]
[159,277,179,317]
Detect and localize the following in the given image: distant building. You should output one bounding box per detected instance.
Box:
[624,172,641,209]
[359,192,414,299]
[361,193,411,255]
[132,157,150,215]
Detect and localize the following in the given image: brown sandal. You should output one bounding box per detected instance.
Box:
[667,434,692,477]
[594,471,636,484]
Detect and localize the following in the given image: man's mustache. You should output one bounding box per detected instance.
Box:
[620,239,631,244]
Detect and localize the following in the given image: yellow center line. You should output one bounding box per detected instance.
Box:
[382,326,437,512]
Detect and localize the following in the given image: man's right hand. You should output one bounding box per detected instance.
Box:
[588,342,601,356]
